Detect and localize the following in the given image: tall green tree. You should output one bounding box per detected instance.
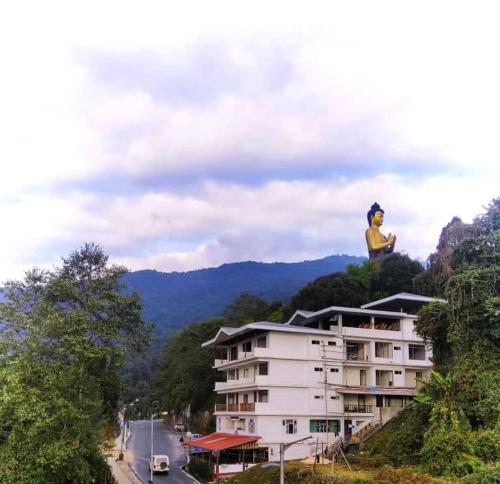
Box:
[291,272,370,311]
[369,253,424,300]
[0,243,151,483]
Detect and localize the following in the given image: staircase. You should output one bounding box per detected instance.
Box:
[348,419,381,445]
[348,406,404,445]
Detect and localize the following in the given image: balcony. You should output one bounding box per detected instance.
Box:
[213,347,271,369]
[343,326,401,340]
[214,402,255,413]
[344,404,373,413]
[346,352,369,362]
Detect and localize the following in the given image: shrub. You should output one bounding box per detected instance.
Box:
[471,429,500,464]
[460,463,500,484]
[187,457,213,481]
[421,428,480,477]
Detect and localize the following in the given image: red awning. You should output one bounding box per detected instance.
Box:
[185,432,261,452]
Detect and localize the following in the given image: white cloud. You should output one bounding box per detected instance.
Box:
[1,173,496,280]
[0,1,499,279]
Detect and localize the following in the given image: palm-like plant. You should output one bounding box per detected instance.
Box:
[414,370,468,430]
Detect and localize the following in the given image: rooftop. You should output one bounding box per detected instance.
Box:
[202,321,334,348]
[360,292,446,313]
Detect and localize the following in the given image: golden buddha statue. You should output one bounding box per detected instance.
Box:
[365,202,396,260]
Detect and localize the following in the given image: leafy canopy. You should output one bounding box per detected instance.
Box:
[0,243,151,483]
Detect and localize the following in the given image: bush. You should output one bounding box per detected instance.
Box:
[187,457,213,481]
[472,429,500,464]
[421,428,481,477]
[460,464,500,484]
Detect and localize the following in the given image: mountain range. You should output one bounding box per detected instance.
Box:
[123,254,365,337]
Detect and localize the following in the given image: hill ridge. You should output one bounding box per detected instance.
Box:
[123,254,365,337]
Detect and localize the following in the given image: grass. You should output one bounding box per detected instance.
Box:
[225,460,451,483]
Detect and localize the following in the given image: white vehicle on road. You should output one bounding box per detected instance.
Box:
[149,454,170,474]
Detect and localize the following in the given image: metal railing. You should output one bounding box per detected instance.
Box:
[344,404,373,413]
[346,352,368,361]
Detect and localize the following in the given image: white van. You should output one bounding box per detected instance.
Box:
[149,454,170,474]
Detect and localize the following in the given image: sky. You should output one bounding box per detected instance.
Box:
[0,1,499,281]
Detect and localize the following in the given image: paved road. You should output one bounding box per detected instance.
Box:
[127,420,195,484]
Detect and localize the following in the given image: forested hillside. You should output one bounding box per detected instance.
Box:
[364,198,500,482]
[123,254,364,337]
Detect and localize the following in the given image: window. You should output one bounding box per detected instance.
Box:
[255,390,268,403]
[230,346,238,361]
[311,340,320,345]
[314,395,324,399]
[218,418,221,431]
[227,369,239,380]
[258,362,268,376]
[328,341,336,346]
[283,419,297,434]
[256,335,267,348]
[330,368,339,373]
[249,419,255,433]
[243,368,249,378]
[416,371,423,380]
[360,369,367,386]
[242,341,252,353]
[409,344,426,360]
[395,370,402,375]
[375,342,393,358]
[330,396,339,400]
[394,346,401,350]
[309,420,340,433]
[314,367,323,372]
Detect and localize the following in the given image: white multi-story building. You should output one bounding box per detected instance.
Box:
[202,293,439,461]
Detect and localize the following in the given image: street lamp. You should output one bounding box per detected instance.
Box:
[262,436,311,484]
[149,410,168,484]
[119,399,139,461]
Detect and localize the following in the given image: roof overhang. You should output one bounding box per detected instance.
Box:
[334,386,417,396]
[202,322,334,348]
[185,432,261,451]
[285,305,409,326]
[361,292,447,312]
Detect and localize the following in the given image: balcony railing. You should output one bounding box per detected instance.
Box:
[346,352,368,361]
[344,404,373,413]
[214,403,256,412]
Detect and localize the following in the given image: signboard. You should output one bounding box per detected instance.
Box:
[187,434,205,454]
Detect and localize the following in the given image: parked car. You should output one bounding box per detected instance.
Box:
[174,423,185,431]
[149,454,170,474]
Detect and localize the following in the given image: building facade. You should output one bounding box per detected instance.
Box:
[202,293,438,461]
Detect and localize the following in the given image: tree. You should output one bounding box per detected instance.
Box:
[291,272,370,311]
[224,293,274,325]
[370,253,424,300]
[0,243,151,483]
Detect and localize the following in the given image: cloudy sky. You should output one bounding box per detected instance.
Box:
[0,1,498,281]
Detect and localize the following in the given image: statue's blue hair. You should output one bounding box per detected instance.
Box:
[367,202,384,226]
